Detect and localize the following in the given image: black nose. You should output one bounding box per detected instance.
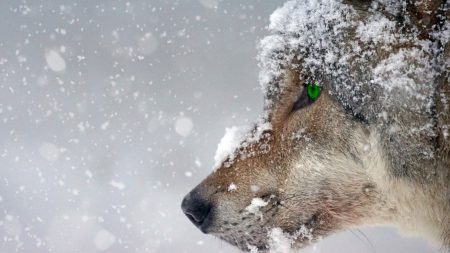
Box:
[181,190,212,233]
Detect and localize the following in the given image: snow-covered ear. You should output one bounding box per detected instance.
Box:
[269,67,303,128]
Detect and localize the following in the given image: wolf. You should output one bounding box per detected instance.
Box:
[182,0,450,252]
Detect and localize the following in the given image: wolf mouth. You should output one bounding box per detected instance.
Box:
[216,211,320,252]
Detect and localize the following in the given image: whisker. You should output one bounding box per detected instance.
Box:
[355,228,376,253]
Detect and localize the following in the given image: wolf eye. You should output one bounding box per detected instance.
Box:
[307,82,321,101]
[292,82,321,111]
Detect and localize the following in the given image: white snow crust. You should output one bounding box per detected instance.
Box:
[214,119,271,169]
[245,197,268,214]
[214,126,244,168]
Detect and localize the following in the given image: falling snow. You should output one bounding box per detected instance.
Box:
[94,229,116,251]
[110,180,126,191]
[45,49,66,73]
[38,142,61,162]
[0,0,444,253]
[175,116,194,137]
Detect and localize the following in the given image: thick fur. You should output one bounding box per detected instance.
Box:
[184,0,450,252]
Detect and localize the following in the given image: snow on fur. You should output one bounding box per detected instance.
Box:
[258,0,445,134]
[268,228,292,253]
[214,126,245,168]
[245,197,268,215]
[258,0,356,103]
[227,183,237,192]
[214,118,271,169]
[267,226,314,253]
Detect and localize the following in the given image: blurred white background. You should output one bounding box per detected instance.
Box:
[0,0,442,252]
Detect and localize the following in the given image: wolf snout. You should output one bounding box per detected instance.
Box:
[181,189,212,233]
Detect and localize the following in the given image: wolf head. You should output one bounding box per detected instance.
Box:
[182,0,449,251]
[182,69,390,251]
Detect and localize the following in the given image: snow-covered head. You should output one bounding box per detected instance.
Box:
[182,0,449,251]
[182,67,386,251]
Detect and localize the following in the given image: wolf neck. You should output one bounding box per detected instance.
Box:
[362,131,450,248]
[385,178,449,248]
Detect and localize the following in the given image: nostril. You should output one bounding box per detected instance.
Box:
[181,192,212,229]
[185,205,211,224]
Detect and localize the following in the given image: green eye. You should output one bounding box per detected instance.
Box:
[307,82,321,101]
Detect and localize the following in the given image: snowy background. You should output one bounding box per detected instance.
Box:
[0,0,442,252]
